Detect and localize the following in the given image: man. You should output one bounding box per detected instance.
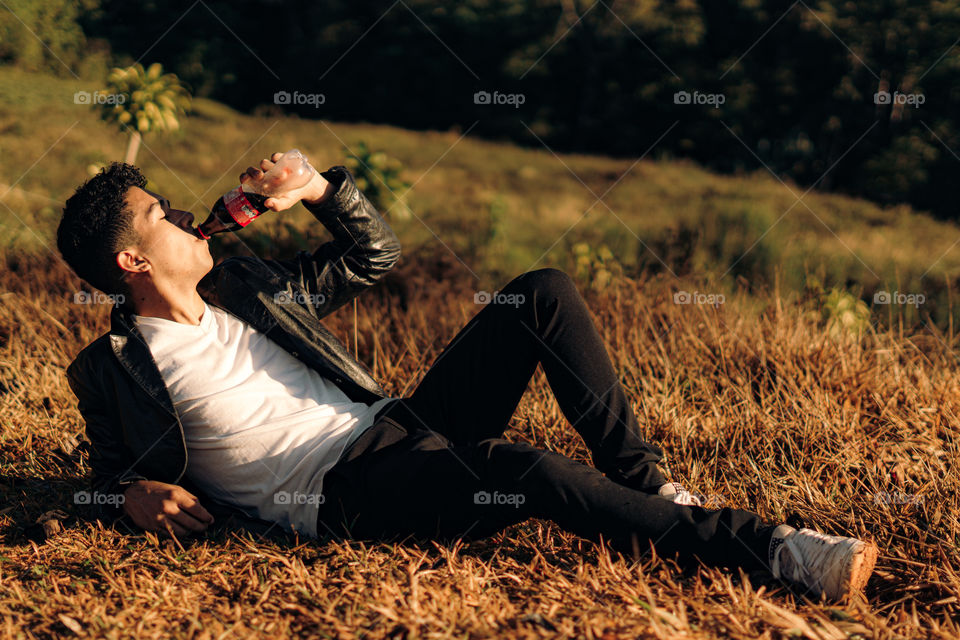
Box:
[57,152,878,602]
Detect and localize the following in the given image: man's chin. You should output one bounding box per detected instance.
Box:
[194,246,214,278]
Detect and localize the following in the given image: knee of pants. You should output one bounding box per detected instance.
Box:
[505,268,578,304]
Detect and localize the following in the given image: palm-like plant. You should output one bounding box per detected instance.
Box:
[97,62,191,164]
[345,142,412,220]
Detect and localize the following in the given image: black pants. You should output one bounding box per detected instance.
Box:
[317,269,779,571]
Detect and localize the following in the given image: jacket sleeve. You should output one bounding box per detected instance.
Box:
[66,357,146,523]
[270,165,401,320]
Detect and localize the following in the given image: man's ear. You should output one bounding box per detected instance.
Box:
[116,248,150,276]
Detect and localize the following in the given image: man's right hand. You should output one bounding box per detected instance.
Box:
[240,151,332,211]
[122,480,214,537]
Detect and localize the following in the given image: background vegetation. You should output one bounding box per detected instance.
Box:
[32,0,960,220]
[2,65,960,327]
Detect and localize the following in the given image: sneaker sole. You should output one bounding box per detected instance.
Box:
[841,540,878,600]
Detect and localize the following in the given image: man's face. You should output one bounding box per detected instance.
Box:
[119,186,213,290]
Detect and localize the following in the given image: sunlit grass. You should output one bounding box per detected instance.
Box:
[0,250,957,637]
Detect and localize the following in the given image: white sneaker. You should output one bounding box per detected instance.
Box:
[657,482,704,507]
[769,525,878,601]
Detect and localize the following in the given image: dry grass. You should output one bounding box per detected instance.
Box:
[1,248,958,639]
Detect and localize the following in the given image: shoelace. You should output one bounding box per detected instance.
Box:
[773,529,835,592]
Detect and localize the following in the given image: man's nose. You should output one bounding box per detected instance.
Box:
[163,208,199,236]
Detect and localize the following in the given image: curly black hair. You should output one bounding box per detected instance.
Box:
[57,162,146,298]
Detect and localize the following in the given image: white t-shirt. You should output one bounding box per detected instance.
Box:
[133,301,394,537]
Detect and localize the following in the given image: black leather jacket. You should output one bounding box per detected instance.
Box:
[65,165,401,529]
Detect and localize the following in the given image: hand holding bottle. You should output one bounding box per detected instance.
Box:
[198,149,333,239]
[239,150,330,211]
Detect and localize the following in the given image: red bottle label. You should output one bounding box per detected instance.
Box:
[223,186,262,227]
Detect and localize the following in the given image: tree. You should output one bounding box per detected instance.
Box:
[96,62,191,164]
[0,0,96,74]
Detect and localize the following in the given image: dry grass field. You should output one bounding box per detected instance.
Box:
[0,244,957,639]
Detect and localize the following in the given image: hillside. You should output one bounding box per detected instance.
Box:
[1,67,959,323]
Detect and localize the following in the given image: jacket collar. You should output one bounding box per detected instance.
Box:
[109,304,179,417]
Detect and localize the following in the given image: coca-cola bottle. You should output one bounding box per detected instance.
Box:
[197,149,316,239]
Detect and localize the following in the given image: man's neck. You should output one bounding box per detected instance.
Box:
[132,288,206,325]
